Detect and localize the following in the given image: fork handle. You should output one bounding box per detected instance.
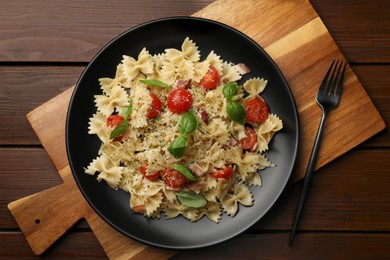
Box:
[289,109,328,246]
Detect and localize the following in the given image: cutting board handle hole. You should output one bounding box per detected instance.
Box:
[35,219,40,224]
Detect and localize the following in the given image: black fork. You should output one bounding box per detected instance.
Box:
[289,59,347,246]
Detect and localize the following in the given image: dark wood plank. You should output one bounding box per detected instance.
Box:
[2,148,389,232]
[364,97,390,146]
[354,66,390,98]
[173,233,390,259]
[352,65,390,146]
[310,0,390,63]
[0,65,388,145]
[0,232,106,259]
[0,66,84,144]
[1,232,389,259]
[0,0,388,62]
[0,0,213,62]
[0,148,62,228]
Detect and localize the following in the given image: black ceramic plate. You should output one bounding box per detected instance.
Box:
[66,17,299,249]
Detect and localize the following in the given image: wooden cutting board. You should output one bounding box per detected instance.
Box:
[8,0,385,258]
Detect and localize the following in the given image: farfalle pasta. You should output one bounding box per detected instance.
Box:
[86,37,283,223]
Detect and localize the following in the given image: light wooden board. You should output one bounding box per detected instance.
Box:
[8,0,385,258]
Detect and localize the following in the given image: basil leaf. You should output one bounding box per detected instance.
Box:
[172,164,198,181]
[231,95,239,102]
[110,119,128,140]
[222,82,238,101]
[140,79,170,89]
[178,110,198,135]
[168,135,188,158]
[226,101,246,125]
[176,190,207,208]
[122,105,132,118]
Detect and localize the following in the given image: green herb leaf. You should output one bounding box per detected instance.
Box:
[172,164,198,181]
[122,105,132,118]
[110,119,128,140]
[226,101,246,125]
[167,135,188,158]
[222,82,238,101]
[231,95,239,102]
[140,79,170,89]
[178,110,198,135]
[176,190,207,208]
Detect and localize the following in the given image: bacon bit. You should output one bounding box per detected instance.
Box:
[229,135,238,146]
[235,63,251,75]
[132,205,145,213]
[190,163,208,177]
[173,79,191,89]
[223,136,239,150]
[185,182,203,194]
[199,106,209,124]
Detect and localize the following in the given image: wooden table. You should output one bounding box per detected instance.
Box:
[1,0,389,258]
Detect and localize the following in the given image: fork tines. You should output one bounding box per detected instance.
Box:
[319,59,347,96]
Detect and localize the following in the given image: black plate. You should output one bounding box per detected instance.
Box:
[66,17,299,249]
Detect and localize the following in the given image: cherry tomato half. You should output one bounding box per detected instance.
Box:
[245,97,269,123]
[160,168,187,189]
[210,165,234,179]
[146,93,163,119]
[167,87,193,114]
[106,114,125,141]
[106,114,124,128]
[140,164,161,181]
[240,127,257,150]
[199,66,219,90]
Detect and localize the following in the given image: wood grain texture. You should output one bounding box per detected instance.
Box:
[7,169,87,255]
[26,87,74,172]
[254,149,390,231]
[352,65,390,146]
[310,0,390,63]
[1,0,388,62]
[0,0,213,62]
[0,66,84,145]
[1,232,389,259]
[0,148,61,229]
[173,233,390,259]
[0,232,107,259]
[2,0,389,259]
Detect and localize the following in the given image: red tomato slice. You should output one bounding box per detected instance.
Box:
[245,97,269,123]
[199,66,219,90]
[140,164,161,181]
[106,114,124,127]
[160,168,187,189]
[210,165,234,179]
[146,93,163,119]
[167,87,193,114]
[240,127,257,150]
[106,114,125,141]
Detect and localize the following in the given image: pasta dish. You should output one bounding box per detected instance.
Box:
[85,38,282,223]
